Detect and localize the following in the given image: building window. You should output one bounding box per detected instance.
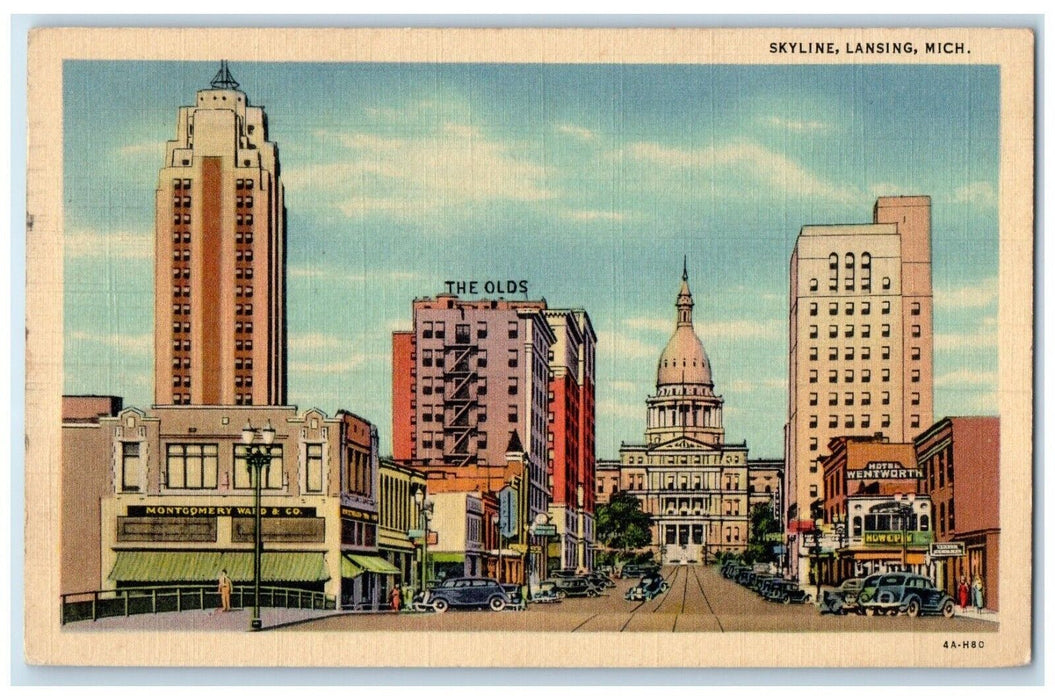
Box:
[828,302,838,316]
[881,414,891,428]
[810,303,818,316]
[862,369,871,383]
[809,325,818,339]
[861,324,871,339]
[423,321,433,338]
[845,325,854,338]
[828,415,838,428]
[809,347,818,361]
[809,370,818,383]
[508,321,519,339]
[881,300,891,315]
[234,444,283,490]
[911,346,921,361]
[305,443,324,493]
[911,325,921,338]
[422,349,433,367]
[861,414,871,428]
[844,369,854,383]
[478,409,488,424]
[911,392,920,406]
[828,347,838,361]
[845,414,855,428]
[862,391,872,406]
[809,460,818,474]
[166,443,219,490]
[910,369,920,382]
[508,349,519,368]
[828,253,839,291]
[828,392,838,406]
[844,253,855,291]
[862,301,871,315]
[828,325,838,339]
[477,321,488,339]
[809,436,818,450]
[911,301,921,316]
[882,276,891,290]
[844,392,854,406]
[121,442,141,492]
[508,377,518,395]
[881,324,891,338]
[828,370,838,384]
[845,302,854,316]
[845,347,854,360]
[881,368,891,382]
[809,278,819,291]
[809,392,818,406]
[808,415,818,428]
[478,377,488,396]
[910,414,920,428]
[477,350,488,368]
[434,322,445,339]
[861,346,871,360]
[809,485,819,498]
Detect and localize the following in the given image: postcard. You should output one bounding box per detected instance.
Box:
[24,26,1034,667]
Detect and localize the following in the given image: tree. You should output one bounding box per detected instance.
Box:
[596,491,653,562]
[744,503,780,564]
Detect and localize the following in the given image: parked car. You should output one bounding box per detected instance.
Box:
[529,580,564,604]
[756,577,786,600]
[820,578,865,615]
[425,577,513,612]
[858,573,955,618]
[625,573,670,601]
[620,563,660,578]
[737,569,758,587]
[586,572,616,589]
[550,569,579,579]
[725,564,751,581]
[548,576,604,598]
[764,580,812,604]
[750,574,779,593]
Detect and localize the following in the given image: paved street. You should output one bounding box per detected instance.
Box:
[288,565,999,633]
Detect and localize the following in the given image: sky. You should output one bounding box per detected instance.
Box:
[63,60,1000,459]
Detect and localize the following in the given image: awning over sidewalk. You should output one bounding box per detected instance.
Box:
[341,554,400,578]
[110,551,330,583]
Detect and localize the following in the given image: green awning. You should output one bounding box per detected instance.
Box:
[110,551,330,583]
[342,554,400,577]
[429,552,465,564]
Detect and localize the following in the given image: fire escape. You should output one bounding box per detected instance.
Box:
[443,324,478,466]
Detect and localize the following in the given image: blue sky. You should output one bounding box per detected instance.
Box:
[63,61,1000,459]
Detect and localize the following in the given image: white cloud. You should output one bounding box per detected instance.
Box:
[726,378,786,393]
[596,330,661,360]
[951,181,998,208]
[935,319,998,352]
[65,229,153,260]
[625,139,859,204]
[68,330,153,355]
[935,278,998,309]
[763,116,829,132]
[556,124,597,140]
[286,122,554,219]
[596,398,642,420]
[606,380,640,393]
[561,209,627,222]
[288,353,386,374]
[289,333,345,351]
[288,266,421,284]
[118,141,164,158]
[621,316,780,340]
[622,317,670,333]
[934,369,998,388]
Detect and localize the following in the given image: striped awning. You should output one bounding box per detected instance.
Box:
[341,554,400,578]
[109,551,329,583]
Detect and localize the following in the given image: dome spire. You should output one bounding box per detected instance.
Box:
[210,60,240,90]
[677,259,694,327]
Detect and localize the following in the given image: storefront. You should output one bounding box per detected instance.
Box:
[340,554,400,610]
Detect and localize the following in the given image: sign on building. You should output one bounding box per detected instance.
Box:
[498,486,518,538]
[929,542,966,557]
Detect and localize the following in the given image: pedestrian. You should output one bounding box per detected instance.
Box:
[957,575,969,609]
[972,574,985,613]
[218,569,232,612]
[389,583,402,612]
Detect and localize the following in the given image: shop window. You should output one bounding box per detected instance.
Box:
[166,443,219,490]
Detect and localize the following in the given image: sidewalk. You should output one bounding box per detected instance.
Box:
[954,605,999,623]
[63,606,357,632]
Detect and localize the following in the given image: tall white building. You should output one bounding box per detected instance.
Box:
[785,196,934,581]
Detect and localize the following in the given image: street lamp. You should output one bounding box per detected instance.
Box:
[532,512,551,595]
[413,487,434,592]
[241,419,276,631]
[893,493,916,572]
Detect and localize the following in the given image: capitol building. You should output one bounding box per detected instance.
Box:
[598,263,759,565]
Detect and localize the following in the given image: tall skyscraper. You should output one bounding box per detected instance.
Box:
[785,195,934,580]
[154,61,287,406]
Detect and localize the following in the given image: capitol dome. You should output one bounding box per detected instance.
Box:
[656,265,713,388]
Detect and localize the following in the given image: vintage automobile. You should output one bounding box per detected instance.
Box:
[756,577,787,600]
[620,562,660,579]
[720,560,743,578]
[750,574,779,593]
[624,573,670,602]
[424,577,514,612]
[819,578,865,615]
[549,576,604,598]
[858,572,956,618]
[529,580,564,604]
[585,572,616,589]
[763,580,812,604]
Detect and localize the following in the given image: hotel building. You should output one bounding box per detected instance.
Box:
[154,61,287,406]
[786,196,934,580]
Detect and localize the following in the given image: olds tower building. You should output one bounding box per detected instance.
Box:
[154,61,287,406]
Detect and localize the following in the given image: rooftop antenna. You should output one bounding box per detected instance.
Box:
[210,60,240,90]
[682,254,688,281]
